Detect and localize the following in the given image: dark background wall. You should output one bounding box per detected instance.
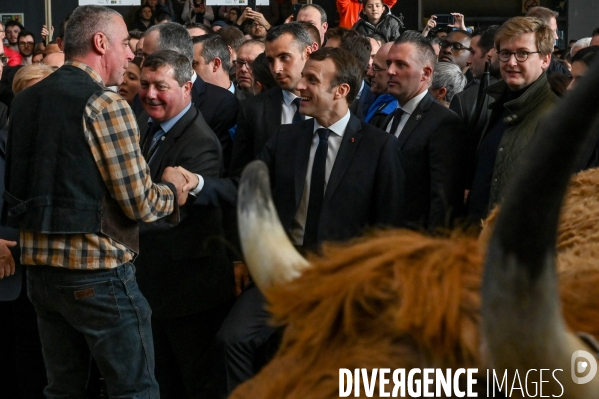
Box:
[0,0,138,40]
[0,0,594,44]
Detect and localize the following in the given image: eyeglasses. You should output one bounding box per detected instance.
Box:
[497,49,541,62]
[19,41,35,47]
[371,64,386,73]
[233,59,252,69]
[439,40,471,52]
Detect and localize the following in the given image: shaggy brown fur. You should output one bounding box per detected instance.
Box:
[481,167,599,338]
[231,169,599,399]
[231,231,483,399]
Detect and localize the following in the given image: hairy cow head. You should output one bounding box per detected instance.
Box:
[235,59,599,398]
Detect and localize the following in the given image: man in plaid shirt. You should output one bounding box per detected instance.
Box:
[2,5,191,398]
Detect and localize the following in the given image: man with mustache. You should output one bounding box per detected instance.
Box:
[229,22,313,177]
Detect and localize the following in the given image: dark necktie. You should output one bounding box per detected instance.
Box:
[292,97,305,124]
[142,122,162,160]
[389,107,405,136]
[303,128,330,248]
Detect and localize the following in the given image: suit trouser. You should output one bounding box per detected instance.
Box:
[215,284,279,397]
[152,301,231,399]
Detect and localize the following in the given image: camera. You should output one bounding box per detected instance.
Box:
[434,14,454,27]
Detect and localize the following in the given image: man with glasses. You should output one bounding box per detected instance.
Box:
[363,41,397,124]
[438,29,474,86]
[468,17,558,224]
[17,30,36,65]
[234,39,265,100]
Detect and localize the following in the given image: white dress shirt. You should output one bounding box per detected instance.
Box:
[281,89,301,124]
[290,110,351,245]
[386,89,428,137]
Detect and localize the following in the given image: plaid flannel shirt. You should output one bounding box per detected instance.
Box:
[20,61,176,270]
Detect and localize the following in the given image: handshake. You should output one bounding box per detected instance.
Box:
[161,166,199,205]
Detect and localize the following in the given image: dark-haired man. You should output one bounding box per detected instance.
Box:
[5,20,23,52]
[325,27,376,119]
[134,49,232,399]
[438,29,474,86]
[217,46,404,396]
[229,22,313,177]
[374,30,466,229]
[17,30,36,65]
[450,26,500,165]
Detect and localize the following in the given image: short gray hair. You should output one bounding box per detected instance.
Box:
[431,62,466,104]
[64,5,122,59]
[146,22,194,64]
[570,37,591,57]
[142,50,192,86]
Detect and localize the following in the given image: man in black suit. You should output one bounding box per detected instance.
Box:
[141,23,239,175]
[134,50,233,399]
[324,27,376,120]
[229,22,313,177]
[373,30,466,230]
[209,47,405,396]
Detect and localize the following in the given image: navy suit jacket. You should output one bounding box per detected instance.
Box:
[191,77,239,174]
[134,106,233,318]
[229,86,284,177]
[373,92,467,229]
[259,114,405,245]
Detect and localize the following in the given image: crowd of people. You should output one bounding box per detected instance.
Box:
[0,1,598,398]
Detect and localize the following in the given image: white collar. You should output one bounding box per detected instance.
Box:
[312,109,351,138]
[397,89,428,115]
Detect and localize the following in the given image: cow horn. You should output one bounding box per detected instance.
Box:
[482,62,599,397]
[237,160,310,291]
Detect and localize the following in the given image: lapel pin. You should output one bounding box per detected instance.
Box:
[351,137,355,143]
[416,115,422,121]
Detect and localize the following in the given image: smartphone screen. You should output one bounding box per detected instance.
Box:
[434,14,454,26]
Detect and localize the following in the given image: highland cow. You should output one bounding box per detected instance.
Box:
[231,55,599,398]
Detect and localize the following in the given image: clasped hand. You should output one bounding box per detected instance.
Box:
[161,166,199,205]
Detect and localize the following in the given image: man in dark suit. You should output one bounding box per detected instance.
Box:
[229,23,313,177]
[373,31,466,230]
[134,50,233,399]
[141,22,239,175]
[211,47,405,396]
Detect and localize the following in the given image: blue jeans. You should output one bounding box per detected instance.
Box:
[27,263,159,399]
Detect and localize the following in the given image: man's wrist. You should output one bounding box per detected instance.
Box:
[190,174,204,196]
